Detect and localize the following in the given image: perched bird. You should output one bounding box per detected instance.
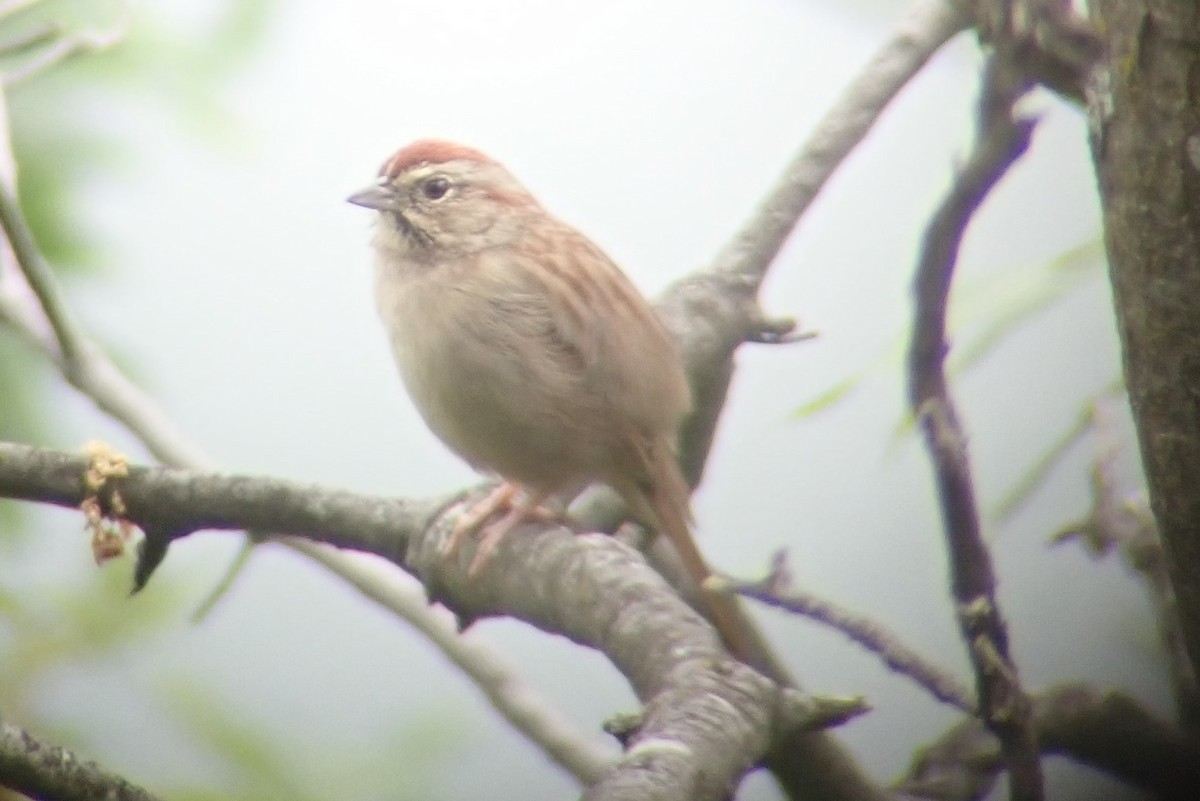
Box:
[349,140,748,657]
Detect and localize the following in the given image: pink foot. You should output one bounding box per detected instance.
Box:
[445,482,518,560]
[458,488,559,576]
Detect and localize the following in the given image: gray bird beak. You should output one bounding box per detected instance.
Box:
[347,183,404,212]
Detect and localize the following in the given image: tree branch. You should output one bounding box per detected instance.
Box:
[719,557,975,713]
[705,0,971,292]
[0,2,994,798]
[897,684,1200,801]
[1088,0,1200,718]
[1,3,129,86]
[1053,400,1199,729]
[0,23,55,59]
[291,543,617,784]
[906,56,1042,801]
[0,721,163,801]
[0,85,619,790]
[0,440,433,560]
[0,440,837,801]
[0,173,85,366]
[972,0,1102,102]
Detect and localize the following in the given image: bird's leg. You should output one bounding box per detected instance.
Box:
[446,483,562,566]
[446,482,520,559]
[467,487,558,576]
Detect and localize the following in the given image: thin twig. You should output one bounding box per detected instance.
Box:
[906,55,1042,801]
[0,177,84,366]
[0,126,777,801]
[0,3,984,798]
[992,385,1124,524]
[0,286,212,468]
[0,440,785,801]
[709,0,971,288]
[972,0,1102,102]
[719,558,975,712]
[188,538,256,623]
[0,167,762,799]
[291,541,616,784]
[0,114,616,794]
[1054,401,1198,728]
[3,10,129,86]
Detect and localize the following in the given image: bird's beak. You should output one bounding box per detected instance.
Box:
[347,183,404,212]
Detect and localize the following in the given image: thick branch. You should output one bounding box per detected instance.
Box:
[0,3,986,798]
[0,441,797,801]
[897,684,1200,801]
[0,721,162,801]
[906,57,1042,801]
[1088,0,1200,712]
[972,0,1101,102]
[499,3,978,796]
[0,118,849,801]
[0,75,626,795]
[0,440,436,561]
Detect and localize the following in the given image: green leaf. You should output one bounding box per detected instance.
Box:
[948,239,1105,373]
[189,538,256,624]
[792,373,865,418]
[991,380,1126,523]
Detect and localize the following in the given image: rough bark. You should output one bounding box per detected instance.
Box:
[0,722,162,801]
[1087,0,1200,724]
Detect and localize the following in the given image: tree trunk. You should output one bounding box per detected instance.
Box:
[1088,0,1200,727]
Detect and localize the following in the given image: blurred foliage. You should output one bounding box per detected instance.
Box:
[794,238,1106,422]
[3,0,275,269]
[991,378,1125,524]
[0,0,275,513]
[189,537,256,623]
[0,333,49,509]
[0,4,451,799]
[163,680,325,801]
[946,239,1106,374]
[162,681,455,801]
[0,3,1119,798]
[0,556,185,730]
[793,238,1113,521]
[0,0,337,797]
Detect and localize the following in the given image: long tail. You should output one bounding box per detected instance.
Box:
[634,441,755,662]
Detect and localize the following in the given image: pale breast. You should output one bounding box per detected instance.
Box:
[374,252,609,490]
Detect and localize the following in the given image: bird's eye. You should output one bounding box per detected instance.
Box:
[420,176,451,201]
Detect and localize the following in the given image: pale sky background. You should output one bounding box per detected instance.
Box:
[5,1,1162,799]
